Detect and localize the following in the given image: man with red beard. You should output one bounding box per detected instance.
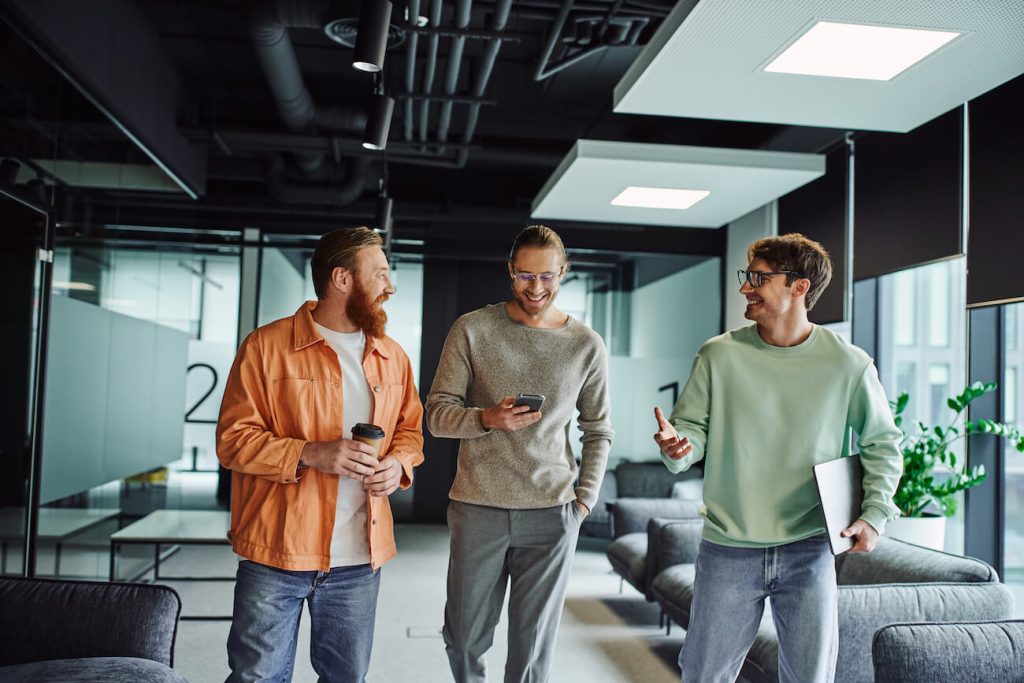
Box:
[427,225,614,682]
[217,226,424,683]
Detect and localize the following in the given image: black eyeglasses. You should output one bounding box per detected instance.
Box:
[736,269,802,288]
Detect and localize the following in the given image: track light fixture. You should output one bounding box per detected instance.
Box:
[353,0,393,73]
[376,195,394,235]
[362,93,395,151]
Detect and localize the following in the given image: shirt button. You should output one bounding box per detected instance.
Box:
[374,385,382,392]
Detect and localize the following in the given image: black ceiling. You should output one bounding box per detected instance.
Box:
[0,0,804,251]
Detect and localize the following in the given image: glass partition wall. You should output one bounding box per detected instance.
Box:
[33,228,241,580]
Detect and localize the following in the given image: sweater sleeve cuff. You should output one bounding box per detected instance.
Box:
[859,506,894,536]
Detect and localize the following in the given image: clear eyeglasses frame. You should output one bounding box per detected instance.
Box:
[736,269,802,288]
[511,267,564,286]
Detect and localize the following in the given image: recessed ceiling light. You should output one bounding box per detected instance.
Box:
[611,186,711,210]
[764,21,960,81]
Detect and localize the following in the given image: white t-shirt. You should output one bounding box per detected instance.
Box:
[315,323,373,567]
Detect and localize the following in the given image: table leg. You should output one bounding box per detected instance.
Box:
[54,542,62,576]
[109,542,118,581]
[153,542,160,581]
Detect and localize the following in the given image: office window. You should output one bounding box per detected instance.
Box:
[893,269,917,346]
[929,364,951,426]
[927,263,951,347]
[878,257,967,553]
[1003,302,1024,615]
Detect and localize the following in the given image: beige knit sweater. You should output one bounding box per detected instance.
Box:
[425,303,614,510]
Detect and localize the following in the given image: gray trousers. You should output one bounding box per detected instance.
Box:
[443,500,582,683]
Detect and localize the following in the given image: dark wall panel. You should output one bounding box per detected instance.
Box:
[967,74,1024,308]
[853,108,963,280]
[778,146,848,324]
[414,255,512,523]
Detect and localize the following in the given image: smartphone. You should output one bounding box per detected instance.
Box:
[513,393,545,412]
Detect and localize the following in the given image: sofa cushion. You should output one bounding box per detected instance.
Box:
[649,564,697,629]
[0,656,187,682]
[836,537,998,586]
[872,620,1024,682]
[606,532,647,593]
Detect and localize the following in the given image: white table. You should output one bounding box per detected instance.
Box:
[109,509,232,620]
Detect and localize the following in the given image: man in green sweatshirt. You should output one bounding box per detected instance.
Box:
[654,233,903,682]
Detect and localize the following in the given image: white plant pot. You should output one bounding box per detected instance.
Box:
[886,515,947,551]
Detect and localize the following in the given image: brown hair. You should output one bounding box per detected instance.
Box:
[311,226,383,298]
[747,233,832,309]
[508,224,568,266]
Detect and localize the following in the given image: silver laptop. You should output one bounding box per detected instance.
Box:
[812,454,863,555]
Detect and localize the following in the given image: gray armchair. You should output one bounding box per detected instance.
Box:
[0,576,185,682]
[872,620,1024,682]
[583,460,702,538]
[605,498,701,599]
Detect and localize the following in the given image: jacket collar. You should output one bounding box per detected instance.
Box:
[292,301,390,359]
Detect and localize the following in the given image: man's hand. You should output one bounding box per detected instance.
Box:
[364,456,404,497]
[840,519,879,553]
[481,397,542,432]
[300,439,379,480]
[575,500,589,520]
[653,407,692,460]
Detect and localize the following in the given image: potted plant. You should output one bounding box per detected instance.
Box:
[887,381,1024,550]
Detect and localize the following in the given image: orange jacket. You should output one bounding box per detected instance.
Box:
[216,301,424,571]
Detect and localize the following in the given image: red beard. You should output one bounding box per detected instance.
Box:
[346,279,389,338]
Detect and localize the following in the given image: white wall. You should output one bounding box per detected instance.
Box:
[599,258,722,462]
[630,258,721,359]
[725,203,777,331]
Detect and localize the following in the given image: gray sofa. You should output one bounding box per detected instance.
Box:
[583,459,702,539]
[0,576,186,682]
[650,537,1015,682]
[872,620,1024,682]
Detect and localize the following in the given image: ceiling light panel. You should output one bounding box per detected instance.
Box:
[611,186,711,210]
[764,21,960,81]
[614,0,1024,132]
[531,140,824,229]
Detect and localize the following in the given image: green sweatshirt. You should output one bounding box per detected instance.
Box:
[664,324,903,547]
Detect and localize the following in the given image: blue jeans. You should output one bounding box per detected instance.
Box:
[226,560,381,683]
[680,535,838,683]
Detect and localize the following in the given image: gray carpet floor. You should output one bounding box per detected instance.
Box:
[165,525,683,682]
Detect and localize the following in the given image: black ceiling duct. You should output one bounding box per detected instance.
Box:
[353,0,393,72]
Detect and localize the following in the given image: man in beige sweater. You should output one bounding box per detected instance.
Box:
[426,225,614,683]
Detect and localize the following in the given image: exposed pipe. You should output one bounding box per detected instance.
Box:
[266,154,369,205]
[418,0,444,144]
[404,0,421,141]
[246,0,365,176]
[456,0,513,166]
[437,0,473,147]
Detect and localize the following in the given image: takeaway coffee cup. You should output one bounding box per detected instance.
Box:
[352,423,385,457]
